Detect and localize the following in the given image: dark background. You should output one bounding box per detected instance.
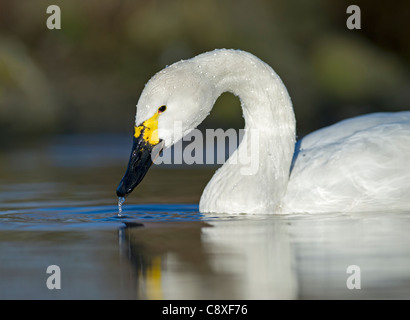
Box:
[0,0,409,145]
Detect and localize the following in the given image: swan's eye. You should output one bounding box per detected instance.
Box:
[158,105,166,113]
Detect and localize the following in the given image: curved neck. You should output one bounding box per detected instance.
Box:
[197,50,296,213]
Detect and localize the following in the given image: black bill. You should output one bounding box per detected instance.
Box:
[116,134,164,198]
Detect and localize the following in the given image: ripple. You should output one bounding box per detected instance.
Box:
[0,203,202,230]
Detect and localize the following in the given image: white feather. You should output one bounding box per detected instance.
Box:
[134,49,410,214]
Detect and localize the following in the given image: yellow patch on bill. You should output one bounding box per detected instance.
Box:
[134,111,160,145]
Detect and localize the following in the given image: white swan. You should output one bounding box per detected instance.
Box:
[116,49,410,214]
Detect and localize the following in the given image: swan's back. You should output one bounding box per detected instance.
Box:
[283,112,410,213]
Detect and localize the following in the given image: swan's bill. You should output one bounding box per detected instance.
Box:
[116,126,164,199]
[117,107,166,198]
[133,109,161,145]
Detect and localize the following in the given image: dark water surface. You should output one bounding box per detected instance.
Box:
[1,135,410,299]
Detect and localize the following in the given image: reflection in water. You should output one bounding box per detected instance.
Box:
[3,137,410,299]
[2,202,410,299]
[120,221,213,299]
[120,217,297,299]
[288,211,410,299]
[201,218,297,299]
[119,210,410,300]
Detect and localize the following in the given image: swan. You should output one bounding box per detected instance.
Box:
[116,49,410,214]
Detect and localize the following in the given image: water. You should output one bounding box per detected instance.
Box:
[118,196,126,217]
[1,135,410,299]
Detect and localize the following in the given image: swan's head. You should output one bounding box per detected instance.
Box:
[116,59,216,198]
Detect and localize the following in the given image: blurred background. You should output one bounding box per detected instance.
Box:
[0,0,409,146]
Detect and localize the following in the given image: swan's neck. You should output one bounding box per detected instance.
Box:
[197,50,296,214]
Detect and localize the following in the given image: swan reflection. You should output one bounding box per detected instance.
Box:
[119,216,297,299]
